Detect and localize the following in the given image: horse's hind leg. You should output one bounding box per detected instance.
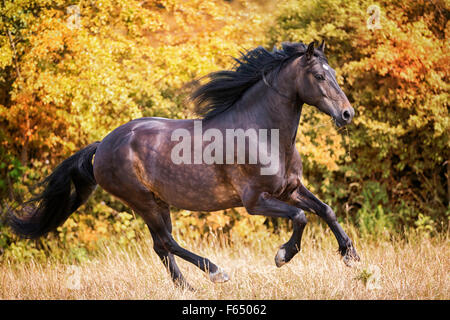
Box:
[150,233,192,290]
[129,197,191,289]
[131,193,229,285]
[152,218,229,284]
[150,210,191,289]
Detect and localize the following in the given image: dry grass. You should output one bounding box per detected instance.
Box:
[0,225,448,300]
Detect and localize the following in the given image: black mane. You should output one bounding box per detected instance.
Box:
[191,42,309,120]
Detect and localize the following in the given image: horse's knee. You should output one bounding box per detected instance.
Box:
[323,205,337,223]
[293,211,307,226]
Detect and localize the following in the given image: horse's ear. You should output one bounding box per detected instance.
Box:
[318,40,326,53]
[306,41,314,60]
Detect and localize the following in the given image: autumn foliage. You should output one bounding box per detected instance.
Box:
[0,0,448,260]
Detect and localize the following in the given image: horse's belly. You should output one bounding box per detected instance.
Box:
[167,194,243,212]
[148,164,243,211]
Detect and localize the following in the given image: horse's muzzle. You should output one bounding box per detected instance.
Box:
[337,106,354,127]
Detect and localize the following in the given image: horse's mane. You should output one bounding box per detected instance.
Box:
[190,42,306,119]
[191,42,310,120]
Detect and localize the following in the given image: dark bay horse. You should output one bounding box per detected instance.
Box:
[9,41,360,288]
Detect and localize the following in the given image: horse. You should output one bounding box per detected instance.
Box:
[8,41,360,289]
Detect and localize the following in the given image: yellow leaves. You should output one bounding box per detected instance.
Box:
[55,206,140,251]
[206,211,231,231]
[95,220,109,235]
[0,40,14,69]
[297,110,346,172]
[173,210,205,242]
[230,209,268,245]
[172,207,269,245]
[1,0,269,164]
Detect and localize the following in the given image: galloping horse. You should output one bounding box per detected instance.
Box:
[9,41,360,288]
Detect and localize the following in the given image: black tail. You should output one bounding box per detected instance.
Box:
[8,142,100,239]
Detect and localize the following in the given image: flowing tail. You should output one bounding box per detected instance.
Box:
[8,142,100,239]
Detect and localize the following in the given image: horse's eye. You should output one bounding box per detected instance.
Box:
[315,74,325,81]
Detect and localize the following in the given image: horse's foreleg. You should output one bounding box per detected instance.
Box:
[275,209,308,267]
[291,184,360,266]
[242,189,307,267]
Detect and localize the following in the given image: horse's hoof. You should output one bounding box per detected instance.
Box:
[343,247,360,267]
[275,247,286,268]
[209,268,229,283]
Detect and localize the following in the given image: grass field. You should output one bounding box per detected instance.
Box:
[0,223,448,300]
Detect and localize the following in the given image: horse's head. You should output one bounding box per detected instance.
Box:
[295,41,354,127]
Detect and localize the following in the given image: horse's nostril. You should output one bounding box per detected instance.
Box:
[342,110,351,121]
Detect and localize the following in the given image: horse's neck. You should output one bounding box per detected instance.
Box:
[225,79,303,151]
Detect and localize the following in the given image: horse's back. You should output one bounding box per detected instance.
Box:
[93,117,242,211]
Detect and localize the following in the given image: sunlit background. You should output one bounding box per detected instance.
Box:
[0,0,448,299]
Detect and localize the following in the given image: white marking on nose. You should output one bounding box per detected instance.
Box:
[323,64,329,70]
